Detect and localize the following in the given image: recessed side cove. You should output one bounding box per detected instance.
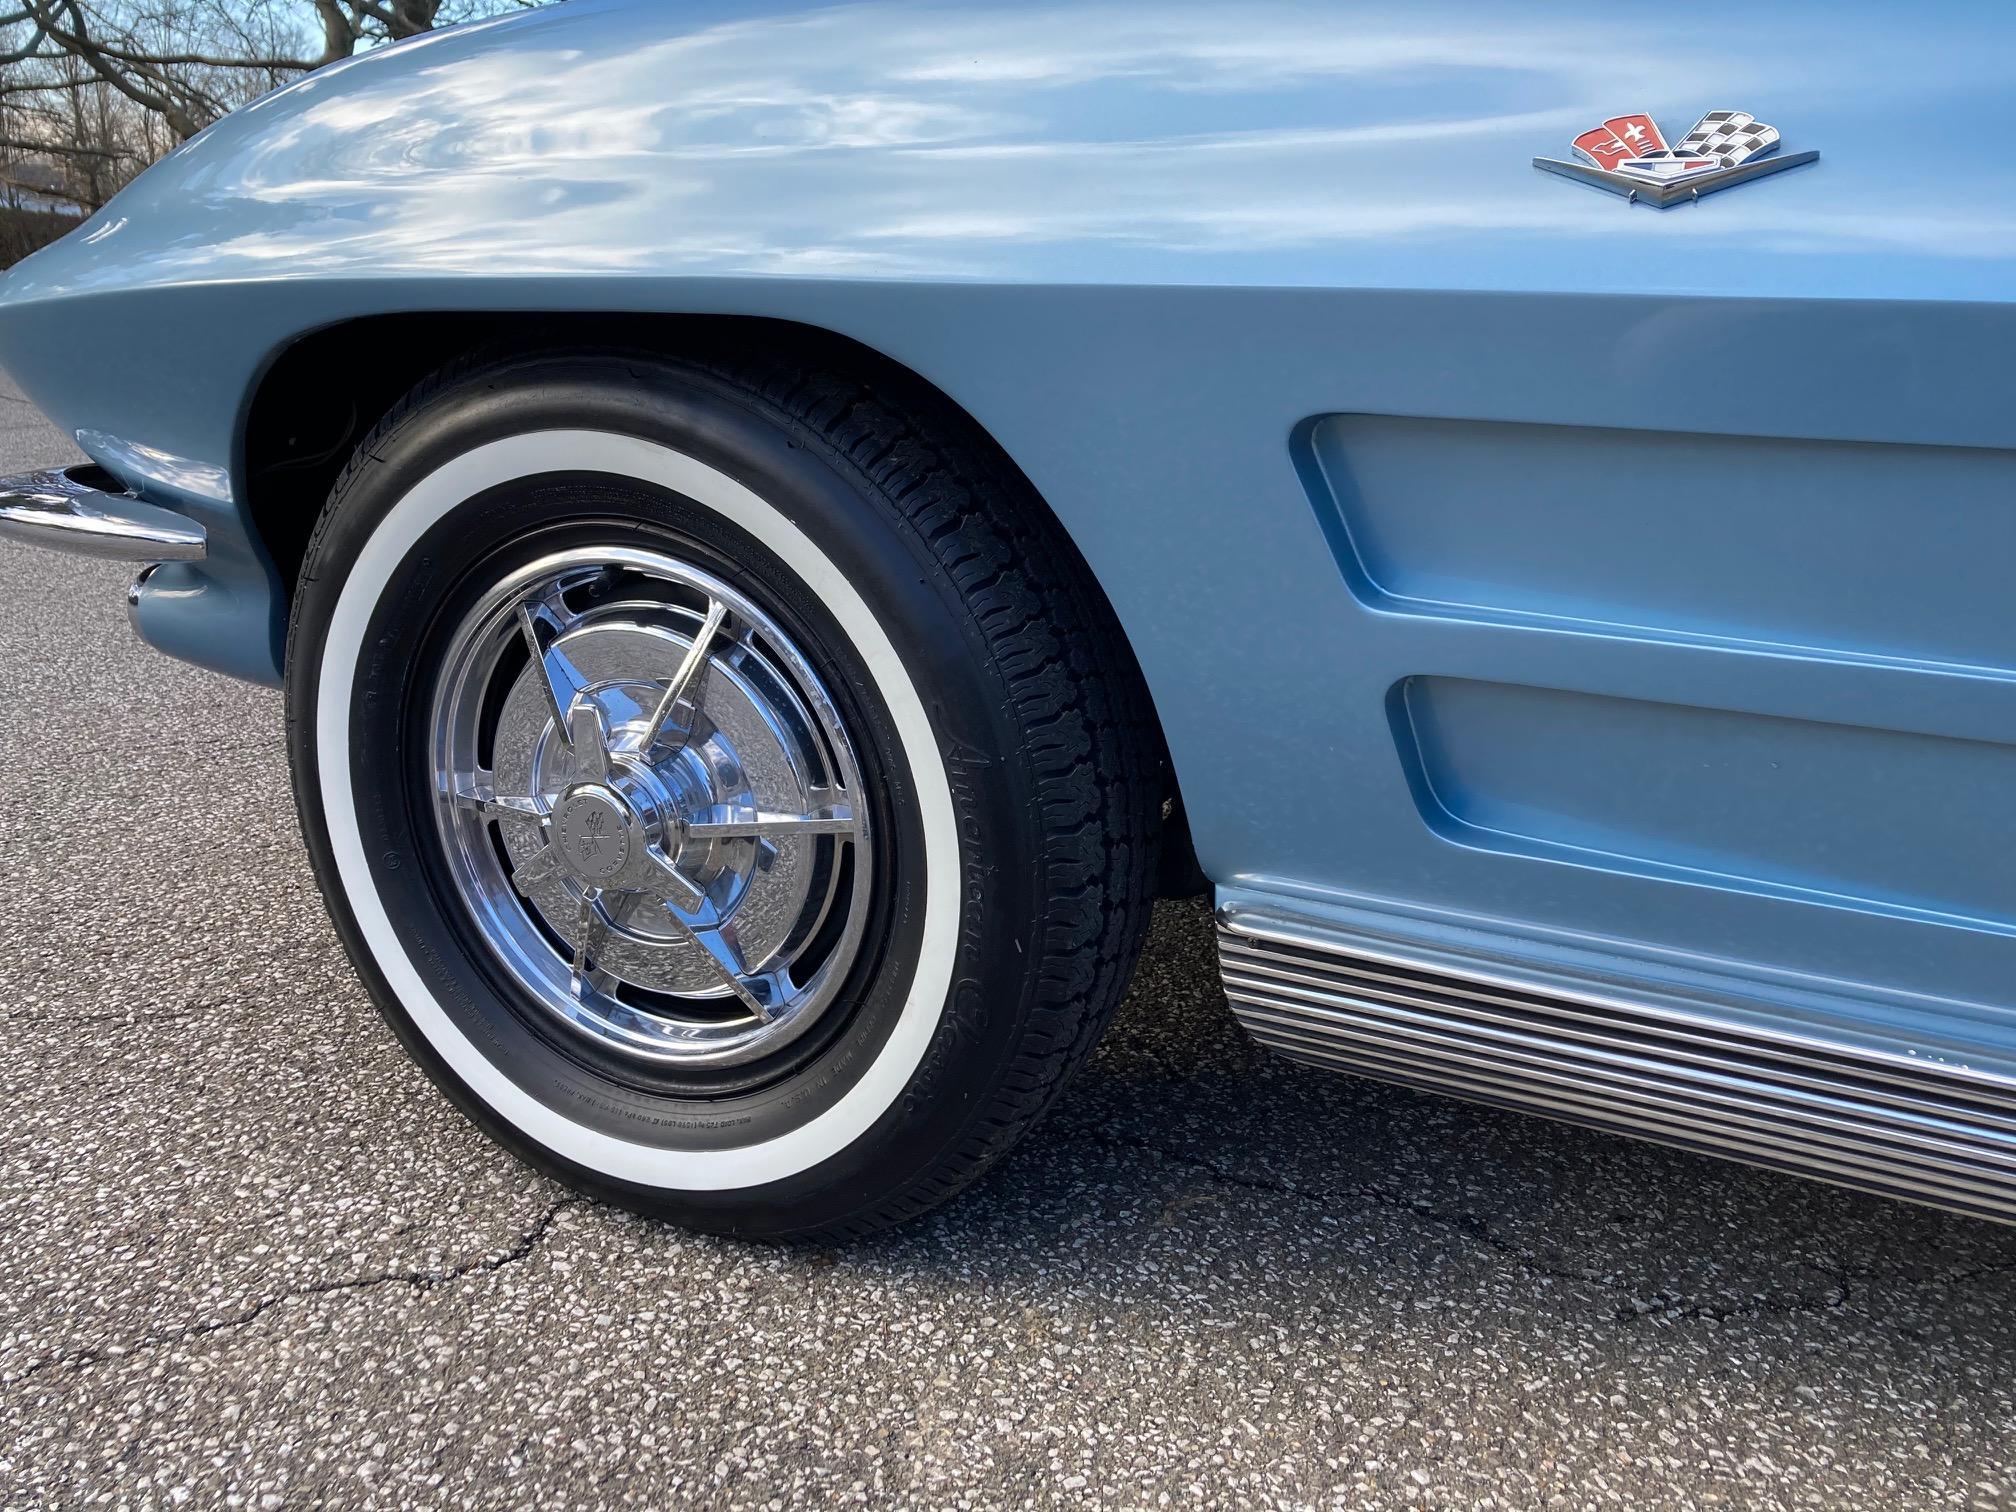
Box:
[1389,676,2016,933]
[1298,414,2016,674]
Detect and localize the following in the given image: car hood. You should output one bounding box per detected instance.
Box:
[5,0,2014,305]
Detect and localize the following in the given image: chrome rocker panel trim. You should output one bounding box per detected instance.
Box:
[0,465,207,561]
[1217,904,2016,1223]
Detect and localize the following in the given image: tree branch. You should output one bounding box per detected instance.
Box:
[0,0,540,227]
[0,134,118,158]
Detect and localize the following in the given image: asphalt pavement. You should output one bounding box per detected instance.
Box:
[2,372,2014,1510]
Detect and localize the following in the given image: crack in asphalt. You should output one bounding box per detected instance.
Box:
[11,1109,2016,1396]
[1063,1124,1880,1324]
[6,1195,583,1384]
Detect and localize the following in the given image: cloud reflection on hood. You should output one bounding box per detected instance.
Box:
[11,0,2016,299]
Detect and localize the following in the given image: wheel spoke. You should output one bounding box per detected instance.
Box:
[655,904,773,1020]
[510,843,563,896]
[516,599,590,737]
[683,803,857,840]
[571,893,611,999]
[565,702,614,785]
[638,847,705,912]
[451,775,547,826]
[640,598,728,754]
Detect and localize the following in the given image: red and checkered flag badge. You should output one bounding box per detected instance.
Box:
[1674,110,1782,166]
[1572,113,1669,171]
[1538,102,1812,204]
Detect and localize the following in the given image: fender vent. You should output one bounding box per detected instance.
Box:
[1218,906,2016,1223]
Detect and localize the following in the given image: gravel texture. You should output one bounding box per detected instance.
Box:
[2,374,2015,1510]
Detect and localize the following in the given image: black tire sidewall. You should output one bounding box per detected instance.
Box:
[287,356,1040,1235]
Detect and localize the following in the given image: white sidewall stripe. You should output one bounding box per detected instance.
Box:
[316,431,958,1190]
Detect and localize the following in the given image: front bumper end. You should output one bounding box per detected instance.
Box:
[0,464,207,561]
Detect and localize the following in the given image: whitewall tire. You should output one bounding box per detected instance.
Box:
[284,349,1158,1238]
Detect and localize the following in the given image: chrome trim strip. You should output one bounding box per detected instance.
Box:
[1532,149,1818,207]
[1218,904,2016,1223]
[1263,1035,2015,1218]
[1222,905,2015,1101]
[1237,1004,2016,1195]
[0,465,207,562]
[1221,949,2016,1135]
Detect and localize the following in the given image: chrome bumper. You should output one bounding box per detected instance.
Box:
[0,464,206,561]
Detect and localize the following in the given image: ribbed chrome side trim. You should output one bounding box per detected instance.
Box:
[1218,905,2016,1223]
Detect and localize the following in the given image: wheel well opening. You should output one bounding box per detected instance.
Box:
[242,314,969,595]
[241,310,1204,896]
[244,311,628,594]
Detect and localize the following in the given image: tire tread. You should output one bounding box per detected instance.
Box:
[708,351,1159,1240]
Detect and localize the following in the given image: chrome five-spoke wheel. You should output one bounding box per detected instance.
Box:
[430,547,870,1067]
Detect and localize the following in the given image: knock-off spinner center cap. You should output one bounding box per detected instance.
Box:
[550,785,635,883]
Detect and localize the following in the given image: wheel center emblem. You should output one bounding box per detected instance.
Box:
[552,787,632,882]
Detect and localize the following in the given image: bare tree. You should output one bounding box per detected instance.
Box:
[0,0,539,212]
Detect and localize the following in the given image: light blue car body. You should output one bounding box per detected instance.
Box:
[5,0,2016,1181]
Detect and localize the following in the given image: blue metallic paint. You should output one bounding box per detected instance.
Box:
[2,1,2014,1104]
